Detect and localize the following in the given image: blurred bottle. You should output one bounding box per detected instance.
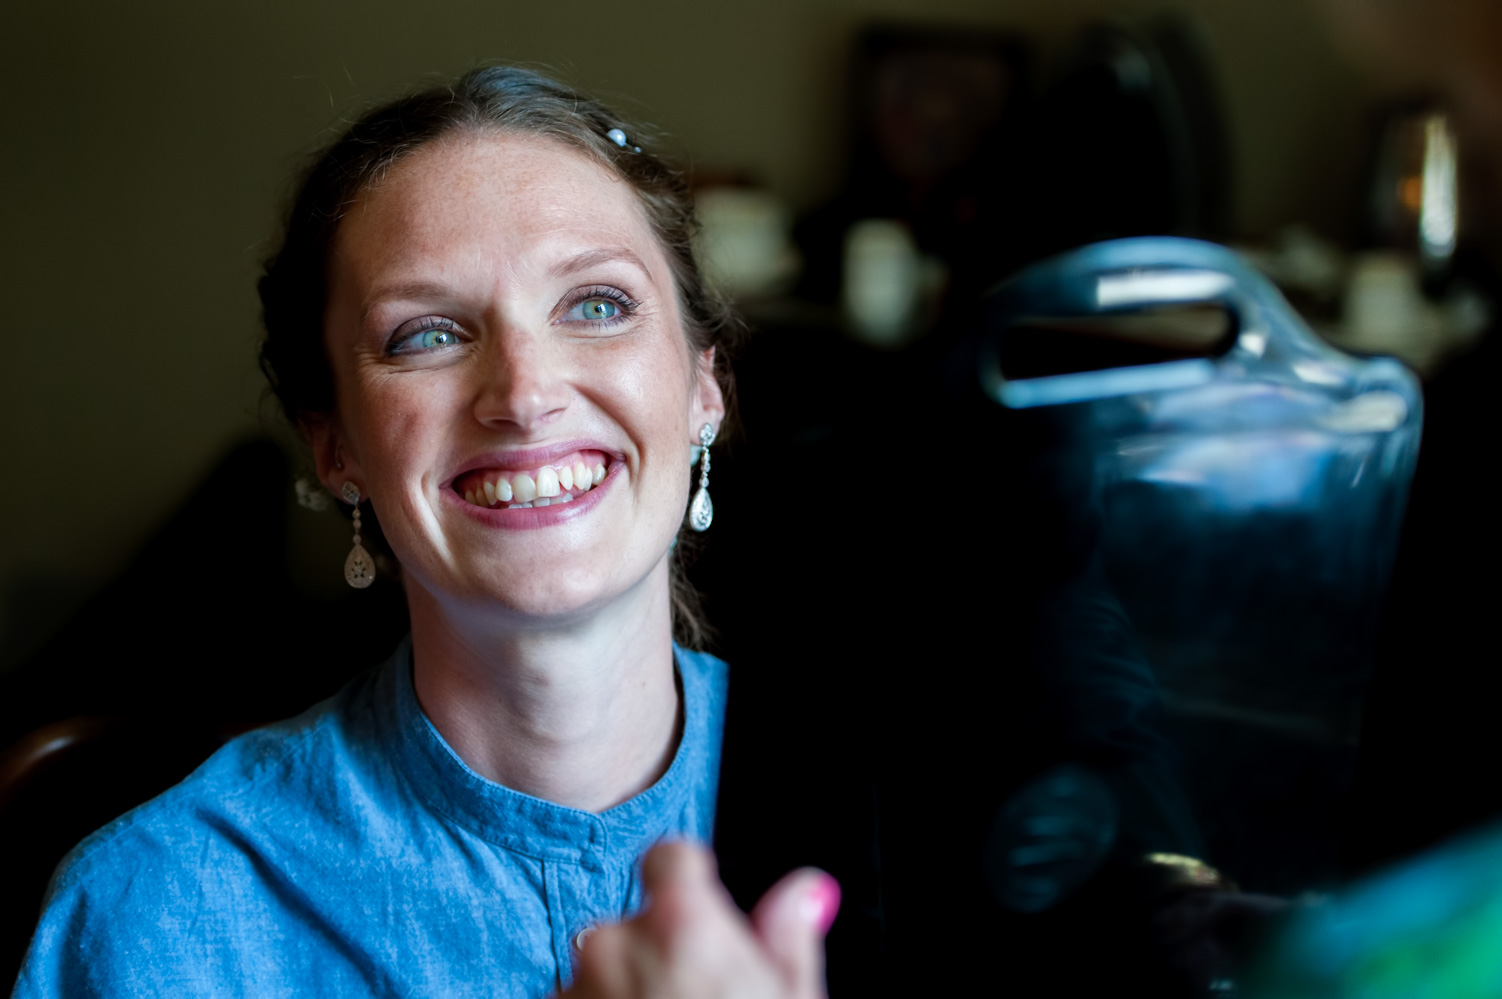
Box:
[1330,108,1489,373]
[1367,108,1459,283]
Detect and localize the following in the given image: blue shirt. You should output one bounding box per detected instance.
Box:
[13,639,729,998]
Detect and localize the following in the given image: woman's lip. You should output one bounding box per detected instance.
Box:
[445,442,622,486]
[444,457,622,530]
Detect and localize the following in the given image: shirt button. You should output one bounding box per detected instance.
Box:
[573,925,596,951]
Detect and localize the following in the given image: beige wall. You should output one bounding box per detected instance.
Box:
[0,0,1378,636]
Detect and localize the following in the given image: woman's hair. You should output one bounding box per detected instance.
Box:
[258,65,741,650]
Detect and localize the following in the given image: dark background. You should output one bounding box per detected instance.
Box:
[4,0,1500,992]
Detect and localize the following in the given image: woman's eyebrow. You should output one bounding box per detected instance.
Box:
[549,246,651,279]
[359,281,454,323]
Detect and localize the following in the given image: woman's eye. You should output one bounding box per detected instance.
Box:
[389,321,464,355]
[581,299,619,321]
[416,328,461,348]
[563,290,634,326]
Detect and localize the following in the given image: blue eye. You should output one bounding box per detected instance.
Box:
[578,298,620,321]
[416,328,460,349]
[563,288,635,326]
[389,320,464,355]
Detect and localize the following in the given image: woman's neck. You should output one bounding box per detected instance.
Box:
[405,571,681,813]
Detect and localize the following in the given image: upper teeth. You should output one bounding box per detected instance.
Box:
[460,459,608,510]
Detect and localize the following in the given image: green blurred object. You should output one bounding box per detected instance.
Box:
[1248,822,1502,997]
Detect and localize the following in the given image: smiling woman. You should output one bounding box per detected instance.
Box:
[259,67,740,653]
[315,132,723,649]
[12,67,856,999]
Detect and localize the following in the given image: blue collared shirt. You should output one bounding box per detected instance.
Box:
[13,639,728,998]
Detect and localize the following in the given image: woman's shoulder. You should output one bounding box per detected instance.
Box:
[674,644,728,683]
[15,665,405,996]
[50,662,395,893]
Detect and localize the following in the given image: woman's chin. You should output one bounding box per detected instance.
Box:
[405,552,671,627]
[482,576,615,621]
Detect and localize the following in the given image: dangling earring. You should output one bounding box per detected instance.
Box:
[688,423,716,532]
[341,482,376,589]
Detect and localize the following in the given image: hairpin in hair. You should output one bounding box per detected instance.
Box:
[606,127,641,154]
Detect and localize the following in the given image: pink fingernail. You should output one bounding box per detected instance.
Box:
[804,873,841,935]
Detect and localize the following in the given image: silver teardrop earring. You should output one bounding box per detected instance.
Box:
[688,423,716,532]
[341,482,376,589]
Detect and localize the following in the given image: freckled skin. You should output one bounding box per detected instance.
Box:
[316,132,723,626]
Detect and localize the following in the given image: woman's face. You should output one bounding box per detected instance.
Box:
[315,132,723,622]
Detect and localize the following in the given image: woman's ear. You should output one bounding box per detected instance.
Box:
[693,347,726,437]
[305,415,364,497]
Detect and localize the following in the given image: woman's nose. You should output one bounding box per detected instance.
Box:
[472,330,571,431]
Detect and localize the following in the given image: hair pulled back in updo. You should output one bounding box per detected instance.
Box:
[258,65,741,650]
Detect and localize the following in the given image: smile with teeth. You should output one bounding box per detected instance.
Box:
[455,453,608,510]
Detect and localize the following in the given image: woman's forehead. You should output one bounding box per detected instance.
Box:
[334,132,663,281]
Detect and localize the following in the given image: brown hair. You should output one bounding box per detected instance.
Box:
[258,65,740,649]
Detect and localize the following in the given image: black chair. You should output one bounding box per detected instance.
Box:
[0,714,254,986]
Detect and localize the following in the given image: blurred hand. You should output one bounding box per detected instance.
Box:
[566,841,840,999]
[983,765,1119,914]
[1150,889,1290,992]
